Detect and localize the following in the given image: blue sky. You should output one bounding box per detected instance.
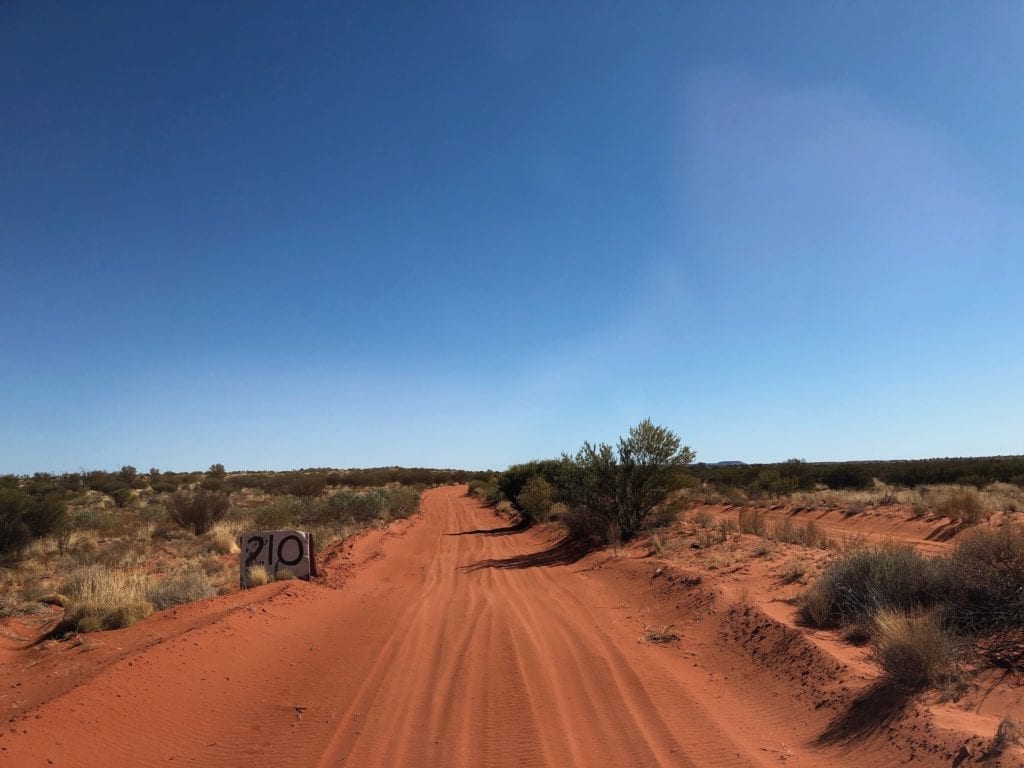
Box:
[2,2,1022,473]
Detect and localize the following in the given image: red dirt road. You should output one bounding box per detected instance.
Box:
[0,487,974,766]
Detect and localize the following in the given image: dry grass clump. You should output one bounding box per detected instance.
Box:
[937,487,987,524]
[56,566,153,634]
[204,524,240,555]
[798,544,944,628]
[985,717,1022,760]
[779,559,808,584]
[767,518,831,549]
[649,532,668,557]
[245,564,271,587]
[146,564,215,611]
[738,508,765,535]
[871,610,959,690]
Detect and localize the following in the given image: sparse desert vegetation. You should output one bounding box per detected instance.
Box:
[0,466,482,635]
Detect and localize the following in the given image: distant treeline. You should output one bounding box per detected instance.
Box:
[1,465,492,501]
[690,455,1024,492]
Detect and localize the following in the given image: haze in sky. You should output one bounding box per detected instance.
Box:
[2,2,1022,473]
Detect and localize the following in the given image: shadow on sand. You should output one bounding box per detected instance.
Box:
[461,538,596,572]
[815,681,912,746]
[445,519,531,537]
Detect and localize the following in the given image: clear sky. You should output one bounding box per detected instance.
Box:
[2,2,1022,474]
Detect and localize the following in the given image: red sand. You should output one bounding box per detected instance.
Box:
[1,486,1019,766]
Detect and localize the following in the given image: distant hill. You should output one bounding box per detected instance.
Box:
[703,461,747,467]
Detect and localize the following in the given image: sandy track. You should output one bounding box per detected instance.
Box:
[0,487,965,767]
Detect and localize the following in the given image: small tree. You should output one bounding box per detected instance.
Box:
[167,489,230,535]
[516,476,554,523]
[561,419,695,541]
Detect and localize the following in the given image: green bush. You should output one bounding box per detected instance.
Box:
[516,477,554,524]
[562,506,610,542]
[166,489,230,535]
[111,488,134,508]
[798,544,946,628]
[560,419,695,541]
[0,490,67,565]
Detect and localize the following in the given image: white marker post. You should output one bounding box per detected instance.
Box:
[239,530,316,587]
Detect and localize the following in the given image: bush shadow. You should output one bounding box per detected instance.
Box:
[446,519,530,537]
[461,538,596,572]
[815,681,912,746]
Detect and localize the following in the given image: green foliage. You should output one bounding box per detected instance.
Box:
[692,455,1024,493]
[756,468,796,499]
[560,419,695,541]
[166,489,231,535]
[111,488,134,508]
[467,477,502,505]
[498,461,562,511]
[799,544,946,628]
[0,489,67,565]
[516,476,554,523]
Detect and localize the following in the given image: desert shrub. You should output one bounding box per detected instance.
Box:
[756,469,796,499]
[275,472,329,498]
[721,486,748,505]
[320,490,383,523]
[769,517,798,544]
[547,502,568,521]
[253,497,304,529]
[800,520,830,549]
[821,464,873,491]
[937,487,986,524]
[204,524,239,555]
[516,476,554,524]
[986,717,1023,760]
[559,420,695,541]
[146,565,215,611]
[199,476,226,492]
[872,610,958,689]
[467,477,502,505]
[111,488,134,508]
[845,500,868,516]
[563,506,609,542]
[382,486,420,519]
[57,566,153,633]
[245,564,271,587]
[780,559,808,584]
[738,508,765,535]
[799,544,947,628]
[0,490,67,565]
[166,489,230,535]
[695,525,727,549]
[944,525,1024,636]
